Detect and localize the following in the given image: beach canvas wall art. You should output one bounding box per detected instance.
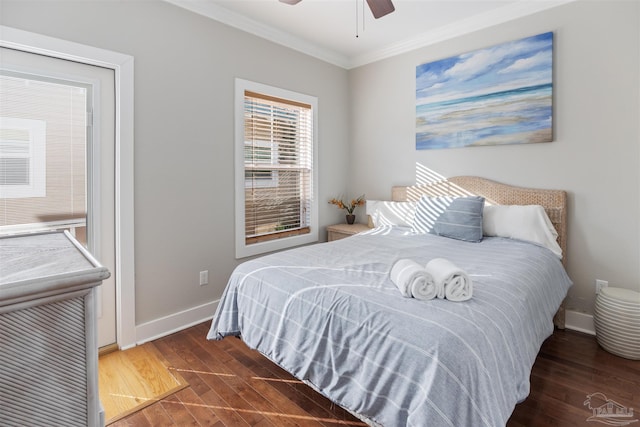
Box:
[416,32,553,150]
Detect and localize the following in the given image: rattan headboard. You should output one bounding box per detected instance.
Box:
[391,176,567,263]
[391,176,568,328]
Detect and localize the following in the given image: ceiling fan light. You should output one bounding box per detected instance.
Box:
[279,0,302,4]
[366,0,395,19]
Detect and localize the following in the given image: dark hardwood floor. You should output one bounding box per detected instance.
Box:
[110,322,639,427]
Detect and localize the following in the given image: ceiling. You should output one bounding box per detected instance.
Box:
[165,0,573,69]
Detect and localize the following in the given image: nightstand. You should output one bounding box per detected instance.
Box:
[327,223,371,242]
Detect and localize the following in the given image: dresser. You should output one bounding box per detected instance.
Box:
[0,230,110,427]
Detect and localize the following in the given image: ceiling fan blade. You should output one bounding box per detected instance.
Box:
[279,0,302,4]
[366,0,395,19]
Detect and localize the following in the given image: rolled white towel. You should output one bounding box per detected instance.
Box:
[425,258,473,302]
[411,272,439,301]
[390,259,437,300]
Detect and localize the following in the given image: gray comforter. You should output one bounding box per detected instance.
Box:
[208,226,572,427]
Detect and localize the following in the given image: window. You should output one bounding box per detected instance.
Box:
[0,71,89,242]
[0,116,46,198]
[235,79,318,258]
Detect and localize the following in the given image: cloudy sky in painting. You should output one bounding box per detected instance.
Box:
[416,32,553,106]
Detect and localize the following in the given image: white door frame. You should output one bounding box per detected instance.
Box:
[0,25,137,349]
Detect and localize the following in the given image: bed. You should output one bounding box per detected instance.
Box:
[208,176,572,427]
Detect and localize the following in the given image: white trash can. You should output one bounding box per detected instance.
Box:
[594,287,640,360]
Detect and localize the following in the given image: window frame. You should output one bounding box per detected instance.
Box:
[234,78,318,258]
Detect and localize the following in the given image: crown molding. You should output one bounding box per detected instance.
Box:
[164,0,350,68]
[165,0,576,70]
[348,0,577,68]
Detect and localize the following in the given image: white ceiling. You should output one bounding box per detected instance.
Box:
[165,0,574,69]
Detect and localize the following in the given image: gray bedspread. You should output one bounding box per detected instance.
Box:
[208,226,572,427]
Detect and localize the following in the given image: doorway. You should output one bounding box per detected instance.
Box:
[0,46,117,348]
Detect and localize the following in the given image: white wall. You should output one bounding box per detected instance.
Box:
[2,0,638,338]
[0,0,351,332]
[348,0,640,317]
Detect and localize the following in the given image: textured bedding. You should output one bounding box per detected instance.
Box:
[208,226,572,427]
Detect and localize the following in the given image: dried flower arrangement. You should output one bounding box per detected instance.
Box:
[328,195,366,214]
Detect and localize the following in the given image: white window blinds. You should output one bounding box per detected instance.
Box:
[243,90,312,244]
[0,72,88,241]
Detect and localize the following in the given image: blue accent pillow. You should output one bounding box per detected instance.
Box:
[412,196,485,242]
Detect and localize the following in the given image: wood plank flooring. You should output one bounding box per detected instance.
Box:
[109,322,640,426]
[99,342,189,424]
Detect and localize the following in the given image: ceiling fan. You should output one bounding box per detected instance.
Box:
[279,0,395,19]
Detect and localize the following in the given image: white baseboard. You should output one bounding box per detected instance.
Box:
[132,300,219,349]
[564,309,595,336]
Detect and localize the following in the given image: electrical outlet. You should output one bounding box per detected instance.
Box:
[595,279,608,294]
[199,270,209,286]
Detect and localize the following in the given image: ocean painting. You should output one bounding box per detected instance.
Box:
[416,32,553,150]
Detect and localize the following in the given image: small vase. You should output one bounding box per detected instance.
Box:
[346,214,355,224]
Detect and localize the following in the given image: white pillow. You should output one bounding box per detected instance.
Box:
[366,200,416,228]
[483,204,562,258]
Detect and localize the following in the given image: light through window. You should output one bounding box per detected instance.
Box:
[235,80,318,258]
[0,72,89,243]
